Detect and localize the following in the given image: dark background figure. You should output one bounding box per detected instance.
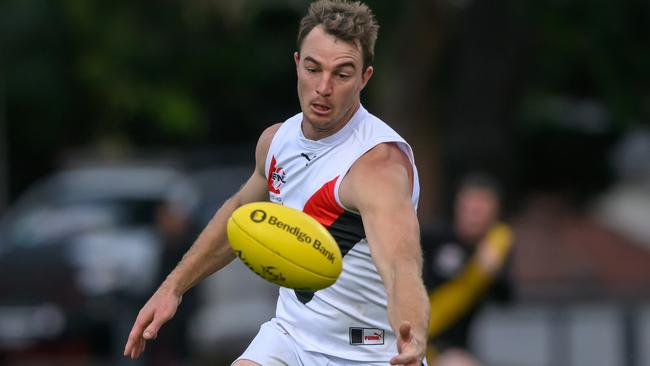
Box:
[422,173,514,366]
[147,201,199,366]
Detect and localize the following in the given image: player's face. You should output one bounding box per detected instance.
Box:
[294,26,373,140]
[454,187,500,243]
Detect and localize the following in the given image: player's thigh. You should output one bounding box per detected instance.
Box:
[232,319,300,366]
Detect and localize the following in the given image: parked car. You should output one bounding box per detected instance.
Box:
[0,165,200,360]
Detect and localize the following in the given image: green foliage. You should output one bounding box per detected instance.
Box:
[1,0,647,199]
[0,0,305,197]
[1,0,309,150]
[61,0,209,142]
[523,0,650,128]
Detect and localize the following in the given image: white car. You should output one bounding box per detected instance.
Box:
[0,165,199,353]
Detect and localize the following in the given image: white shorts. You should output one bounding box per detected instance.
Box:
[233,318,426,366]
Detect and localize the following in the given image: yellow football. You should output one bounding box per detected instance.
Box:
[226,202,342,291]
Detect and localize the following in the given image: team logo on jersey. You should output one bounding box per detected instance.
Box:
[349,328,385,345]
[268,155,286,194]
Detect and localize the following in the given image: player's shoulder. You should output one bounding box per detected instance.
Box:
[340,142,414,209]
[260,111,303,144]
[259,122,283,143]
[256,123,283,151]
[255,123,284,167]
[350,142,412,176]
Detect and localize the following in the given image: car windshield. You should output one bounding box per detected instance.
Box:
[10,203,118,248]
[1,197,161,250]
[0,166,200,250]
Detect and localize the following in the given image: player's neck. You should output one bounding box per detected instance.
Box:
[302,102,361,141]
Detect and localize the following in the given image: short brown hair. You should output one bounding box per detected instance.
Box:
[297,0,379,71]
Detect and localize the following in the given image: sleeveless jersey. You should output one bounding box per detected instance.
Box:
[264,105,420,361]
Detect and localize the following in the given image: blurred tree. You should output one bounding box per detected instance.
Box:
[0,0,79,199]
[515,0,649,204]
[369,0,448,223]
[0,0,304,198]
[0,0,648,210]
[436,0,531,215]
[0,74,7,213]
[525,0,650,125]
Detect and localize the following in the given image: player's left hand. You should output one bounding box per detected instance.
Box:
[390,321,426,366]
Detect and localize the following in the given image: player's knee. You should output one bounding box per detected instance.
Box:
[232,359,262,366]
[435,349,481,366]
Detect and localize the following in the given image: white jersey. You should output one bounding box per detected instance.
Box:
[264,105,420,361]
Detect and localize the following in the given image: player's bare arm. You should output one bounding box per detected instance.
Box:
[339,142,429,366]
[123,123,281,360]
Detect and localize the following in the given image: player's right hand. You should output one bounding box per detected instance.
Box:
[390,321,426,366]
[123,285,182,359]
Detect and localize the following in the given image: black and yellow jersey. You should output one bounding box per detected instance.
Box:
[422,223,514,356]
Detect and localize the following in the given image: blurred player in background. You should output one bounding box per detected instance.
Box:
[123,1,429,365]
[422,173,514,366]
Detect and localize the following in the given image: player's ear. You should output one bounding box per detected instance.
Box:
[294,52,301,72]
[360,66,373,90]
